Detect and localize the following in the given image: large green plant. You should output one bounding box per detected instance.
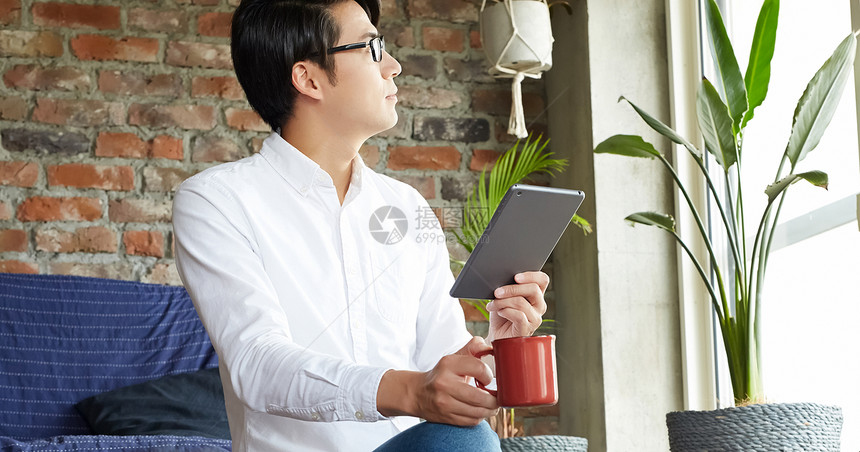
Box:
[594,0,856,404]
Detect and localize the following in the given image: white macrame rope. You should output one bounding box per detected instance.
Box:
[481,0,552,137]
[508,72,527,138]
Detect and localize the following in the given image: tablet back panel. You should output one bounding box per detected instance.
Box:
[449,184,585,300]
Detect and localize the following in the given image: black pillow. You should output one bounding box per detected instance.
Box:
[75,367,230,439]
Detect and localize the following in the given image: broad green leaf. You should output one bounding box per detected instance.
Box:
[705,0,748,133]
[697,79,738,170]
[784,33,857,168]
[743,0,779,127]
[619,96,702,158]
[764,170,829,203]
[594,134,661,159]
[625,212,676,232]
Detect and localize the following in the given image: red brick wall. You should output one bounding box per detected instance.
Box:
[0,0,555,436]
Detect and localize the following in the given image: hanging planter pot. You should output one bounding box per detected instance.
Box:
[666,402,843,451]
[479,0,567,139]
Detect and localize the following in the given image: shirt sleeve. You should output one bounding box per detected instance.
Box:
[412,196,474,371]
[172,176,389,423]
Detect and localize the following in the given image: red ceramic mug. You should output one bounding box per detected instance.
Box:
[474,335,558,408]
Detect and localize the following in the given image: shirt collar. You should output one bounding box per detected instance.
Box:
[259,133,366,198]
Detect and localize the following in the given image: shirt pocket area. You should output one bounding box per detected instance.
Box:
[371,250,422,324]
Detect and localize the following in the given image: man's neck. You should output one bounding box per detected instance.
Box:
[281,118,362,205]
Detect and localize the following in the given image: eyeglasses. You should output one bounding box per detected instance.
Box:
[326,36,386,62]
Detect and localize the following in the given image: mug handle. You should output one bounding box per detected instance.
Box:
[473,349,497,397]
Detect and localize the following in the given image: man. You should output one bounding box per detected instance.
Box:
[172,0,550,450]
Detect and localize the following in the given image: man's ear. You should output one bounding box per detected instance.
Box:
[291,61,324,100]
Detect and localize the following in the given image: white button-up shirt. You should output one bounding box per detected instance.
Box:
[172,133,473,452]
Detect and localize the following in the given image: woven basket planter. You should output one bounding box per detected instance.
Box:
[500,435,588,452]
[666,402,842,451]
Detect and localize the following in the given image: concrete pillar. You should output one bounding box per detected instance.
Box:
[545,0,685,450]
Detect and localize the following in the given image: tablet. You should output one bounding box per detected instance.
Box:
[449,184,585,300]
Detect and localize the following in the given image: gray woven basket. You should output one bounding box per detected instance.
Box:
[500,435,588,452]
[666,402,842,451]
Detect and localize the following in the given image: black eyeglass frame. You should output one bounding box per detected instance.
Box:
[325,36,386,62]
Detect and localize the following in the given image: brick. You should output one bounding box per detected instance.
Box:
[0,201,10,220]
[471,89,546,117]
[515,403,560,418]
[0,0,22,26]
[123,230,164,257]
[399,55,437,79]
[128,8,186,34]
[469,149,502,171]
[0,161,38,187]
[166,41,232,69]
[143,167,192,192]
[413,117,490,143]
[47,164,134,191]
[470,30,481,49]
[96,132,182,160]
[1,129,89,155]
[191,76,244,100]
[441,175,475,201]
[50,261,132,279]
[379,24,414,48]
[175,0,218,5]
[407,0,478,22]
[3,64,91,92]
[0,229,27,252]
[0,30,63,57]
[522,417,559,436]
[32,3,119,30]
[0,260,37,274]
[387,145,460,170]
[71,35,158,62]
[422,27,463,52]
[129,104,216,130]
[460,300,488,321]
[109,198,172,223]
[0,95,27,120]
[359,144,379,168]
[192,136,243,163]
[197,12,232,37]
[225,108,268,132]
[142,262,182,286]
[33,98,124,127]
[17,196,102,221]
[396,86,462,109]
[250,137,265,153]
[442,57,493,82]
[99,71,182,97]
[380,0,401,19]
[391,174,435,199]
[36,226,117,253]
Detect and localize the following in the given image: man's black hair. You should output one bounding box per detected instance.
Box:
[231,0,380,131]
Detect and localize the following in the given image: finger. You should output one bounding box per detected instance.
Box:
[494,283,546,316]
[445,354,495,385]
[488,297,541,326]
[449,381,500,412]
[515,271,550,293]
[496,307,532,332]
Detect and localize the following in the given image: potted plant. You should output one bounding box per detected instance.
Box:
[479,0,571,138]
[451,134,589,451]
[593,0,852,448]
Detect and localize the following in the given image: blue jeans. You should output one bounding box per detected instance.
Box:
[373,420,501,452]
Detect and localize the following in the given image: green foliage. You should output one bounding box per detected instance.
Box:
[594,0,855,404]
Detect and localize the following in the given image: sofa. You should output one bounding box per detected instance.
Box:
[0,272,232,451]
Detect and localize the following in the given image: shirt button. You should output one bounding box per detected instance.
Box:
[311,412,320,421]
[300,186,309,194]
[355,411,364,420]
[347,264,358,275]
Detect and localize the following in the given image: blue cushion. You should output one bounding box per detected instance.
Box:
[0,273,219,441]
[0,434,231,451]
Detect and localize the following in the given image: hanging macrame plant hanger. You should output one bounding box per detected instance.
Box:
[480,0,554,139]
